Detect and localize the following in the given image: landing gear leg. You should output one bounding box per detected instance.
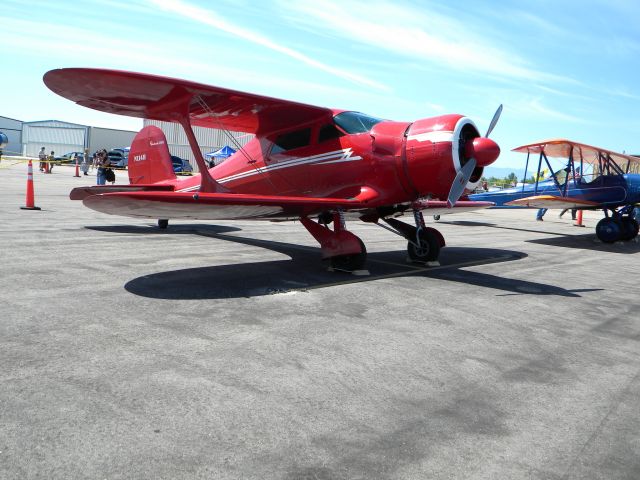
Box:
[378,211,445,265]
[408,210,441,263]
[300,211,367,272]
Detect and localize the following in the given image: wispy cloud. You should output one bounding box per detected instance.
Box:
[146,0,389,91]
[277,0,572,83]
[510,97,589,124]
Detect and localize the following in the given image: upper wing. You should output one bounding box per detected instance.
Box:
[504,195,600,209]
[43,68,333,134]
[512,139,639,166]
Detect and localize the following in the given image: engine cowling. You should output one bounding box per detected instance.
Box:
[402,115,498,199]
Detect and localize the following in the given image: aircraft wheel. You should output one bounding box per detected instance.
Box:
[621,217,639,241]
[329,239,367,272]
[433,215,441,221]
[595,218,621,243]
[158,219,169,229]
[407,229,441,263]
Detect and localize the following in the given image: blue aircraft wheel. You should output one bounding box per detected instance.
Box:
[621,217,639,241]
[596,218,622,243]
[408,229,441,263]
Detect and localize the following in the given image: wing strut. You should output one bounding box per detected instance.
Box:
[194,95,255,165]
[177,116,229,194]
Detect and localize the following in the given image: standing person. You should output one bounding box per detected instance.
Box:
[95,149,110,185]
[81,153,90,175]
[559,208,577,220]
[536,208,547,221]
[38,147,47,171]
[47,150,55,173]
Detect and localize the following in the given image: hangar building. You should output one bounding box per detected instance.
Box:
[0,115,24,156]
[144,119,253,173]
[22,120,137,158]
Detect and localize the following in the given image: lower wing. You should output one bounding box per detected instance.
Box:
[504,195,600,209]
[414,199,494,215]
[81,190,493,221]
[82,191,374,220]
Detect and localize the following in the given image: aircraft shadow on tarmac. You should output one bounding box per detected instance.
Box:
[120,229,600,299]
[439,220,640,253]
[86,224,243,235]
[526,233,640,253]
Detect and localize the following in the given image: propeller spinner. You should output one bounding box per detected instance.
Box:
[446,105,502,207]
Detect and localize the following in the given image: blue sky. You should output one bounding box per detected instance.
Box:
[3,0,640,169]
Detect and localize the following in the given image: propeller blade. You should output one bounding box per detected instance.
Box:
[447,157,477,208]
[485,104,503,138]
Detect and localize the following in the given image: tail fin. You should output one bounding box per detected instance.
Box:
[128,126,176,185]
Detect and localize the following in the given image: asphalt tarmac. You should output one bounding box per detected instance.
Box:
[1,161,639,479]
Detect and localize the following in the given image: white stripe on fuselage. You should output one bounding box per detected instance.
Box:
[406,131,453,143]
[177,148,362,192]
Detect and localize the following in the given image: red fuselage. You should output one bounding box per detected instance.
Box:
[171,112,499,208]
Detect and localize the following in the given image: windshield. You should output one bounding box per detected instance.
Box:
[334,111,384,134]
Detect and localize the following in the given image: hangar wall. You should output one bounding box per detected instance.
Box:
[22,120,87,157]
[21,120,136,157]
[0,115,24,156]
[87,127,136,154]
[144,119,254,172]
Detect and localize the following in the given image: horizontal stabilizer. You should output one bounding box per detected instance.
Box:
[504,195,600,209]
[70,184,175,201]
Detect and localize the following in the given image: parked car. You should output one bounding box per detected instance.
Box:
[106,148,129,169]
[55,151,84,163]
[171,155,193,174]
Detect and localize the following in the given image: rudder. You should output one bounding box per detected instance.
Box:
[128,126,176,184]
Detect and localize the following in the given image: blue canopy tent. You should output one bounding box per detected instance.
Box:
[204,146,236,166]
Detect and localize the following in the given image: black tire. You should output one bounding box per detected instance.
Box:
[158,219,169,229]
[407,229,441,262]
[329,239,367,272]
[621,217,639,241]
[595,218,621,243]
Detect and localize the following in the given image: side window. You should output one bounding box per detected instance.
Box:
[318,124,344,143]
[271,128,311,155]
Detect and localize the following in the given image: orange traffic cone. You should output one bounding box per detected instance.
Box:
[74,157,80,177]
[43,160,49,174]
[20,160,41,210]
[574,210,584,227]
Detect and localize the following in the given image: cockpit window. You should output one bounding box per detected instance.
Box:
[334,111,384,134]
[318,124,344,143]
[271,128,311,155]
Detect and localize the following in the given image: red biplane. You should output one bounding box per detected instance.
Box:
[44,68,501,271]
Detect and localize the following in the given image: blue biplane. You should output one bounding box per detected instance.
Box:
[469,139,640,243]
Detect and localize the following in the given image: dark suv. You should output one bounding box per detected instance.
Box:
[108,148,129,168]
[171,155,193,174]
